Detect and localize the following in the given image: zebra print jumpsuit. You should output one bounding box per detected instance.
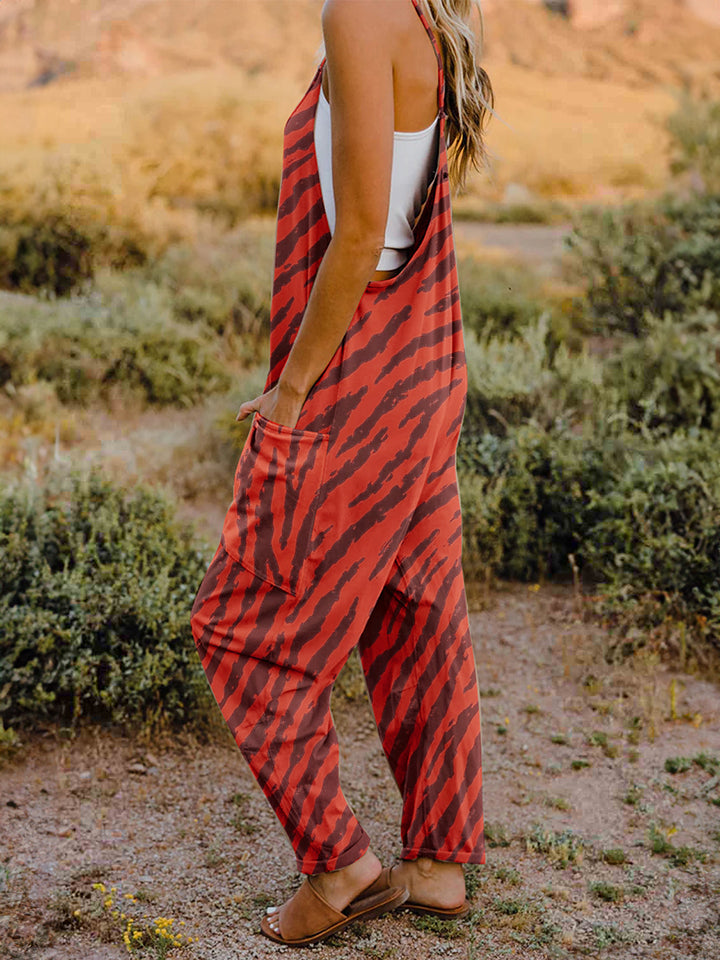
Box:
[191,0,485,876]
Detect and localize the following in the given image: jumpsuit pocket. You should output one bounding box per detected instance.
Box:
[221,412,330,597]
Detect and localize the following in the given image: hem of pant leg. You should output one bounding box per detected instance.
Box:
[400,845,486,865]
[298,832,372,876]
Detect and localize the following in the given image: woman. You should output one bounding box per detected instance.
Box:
[191,0,494,947]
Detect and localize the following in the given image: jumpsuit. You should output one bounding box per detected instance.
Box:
[191,0,485,877]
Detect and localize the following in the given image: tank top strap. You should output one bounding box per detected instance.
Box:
[409,0,446,120]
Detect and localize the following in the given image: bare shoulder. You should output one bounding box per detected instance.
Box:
[321,0,403,44]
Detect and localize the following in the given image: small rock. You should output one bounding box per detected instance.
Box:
[45,825,75,838]
[127,763,147,775]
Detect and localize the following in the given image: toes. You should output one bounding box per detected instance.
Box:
[266,906,278,915]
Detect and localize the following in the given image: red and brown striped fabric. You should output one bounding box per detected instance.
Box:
[191,0,485,875]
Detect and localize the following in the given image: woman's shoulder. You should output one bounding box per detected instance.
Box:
[322,0,406,33]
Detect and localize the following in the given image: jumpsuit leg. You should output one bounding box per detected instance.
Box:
[191,443,485,875]
[191,548,373,875]
[356,450,485,865]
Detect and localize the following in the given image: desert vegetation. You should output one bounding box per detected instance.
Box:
[1,3,720,957]
[1,90,720,738]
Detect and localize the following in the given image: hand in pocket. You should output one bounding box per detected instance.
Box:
[236,384,307,431]
[221,413,330,596]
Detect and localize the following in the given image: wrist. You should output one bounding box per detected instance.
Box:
[277,375,310,404]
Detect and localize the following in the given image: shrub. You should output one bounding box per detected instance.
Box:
[459,420,618,583]
[665,92,720,194]
[0,214,150,296]
[578,430,720,663]
[0,471,213,732]
[143,231,273,362]
[562,193,720,336]
[461,313,604,437]
[0,275,233,406]
[601,309,720,435]
[6,215,94,297]
[457,409,720,664]
[457,256,554,342]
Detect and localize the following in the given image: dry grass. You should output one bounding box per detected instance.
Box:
[0,67,289,250]
[459,62,678,204]
[1,0,708,244]
[0,57,681,248]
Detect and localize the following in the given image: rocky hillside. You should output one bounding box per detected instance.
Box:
[0,1,324,93]
[0,0,719,95]
[483,0,720,94]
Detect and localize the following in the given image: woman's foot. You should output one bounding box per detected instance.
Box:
[265,848,383,935]
[389,857,466,911]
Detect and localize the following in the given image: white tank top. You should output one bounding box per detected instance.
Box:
[314,81,440,271]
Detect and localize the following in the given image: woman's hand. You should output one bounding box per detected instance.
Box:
[235,383,307,430]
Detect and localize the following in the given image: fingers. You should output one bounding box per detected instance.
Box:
[236,402,258,422]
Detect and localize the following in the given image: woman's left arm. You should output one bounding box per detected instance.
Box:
[237,0,397,428]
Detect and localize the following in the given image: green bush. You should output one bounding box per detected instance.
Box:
[0,274,233,405]
[458,419,620,583]
[562,193,720,337]
[577,430,720,662]
[0,213,150,296]
[5,215,94,297]
[148,242,271,364]
[458,405,720,661]
[457,255,554,341]
[0,471,213,732]
[462,314,604,436]
[601,309,720,435]
[665,92,720,194]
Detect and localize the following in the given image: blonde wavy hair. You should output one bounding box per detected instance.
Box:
[315,0,495,192]
[418,0,495,191]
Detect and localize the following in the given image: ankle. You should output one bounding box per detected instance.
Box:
[313,849,380,900]
[345,848,381,878]
[408,857,462,878]
[414,857,437,879]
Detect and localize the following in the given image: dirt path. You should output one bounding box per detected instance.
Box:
[453,221,574,276]
[2,582,718,959]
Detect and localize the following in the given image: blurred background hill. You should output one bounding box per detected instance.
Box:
[0,0,719,216]
[1,0,719,94]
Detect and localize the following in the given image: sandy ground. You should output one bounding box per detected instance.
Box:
[454,221,573,277]
[1,582,718,960]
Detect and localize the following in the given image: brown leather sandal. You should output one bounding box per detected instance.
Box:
[260,872,409,946]
[350,865,472,920]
